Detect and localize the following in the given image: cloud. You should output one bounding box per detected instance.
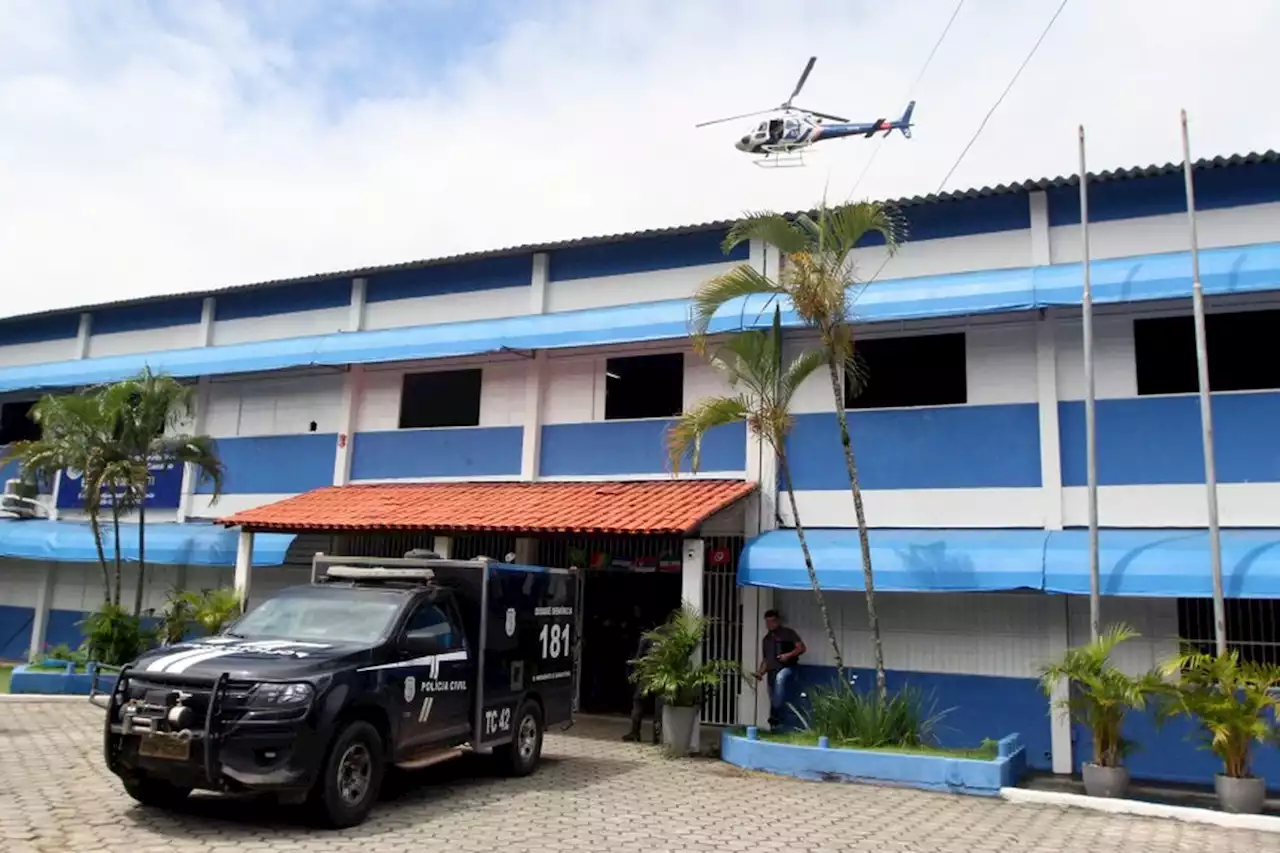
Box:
[1,0,1277,319]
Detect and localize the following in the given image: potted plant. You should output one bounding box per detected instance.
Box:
[630,603,739,756]
[1156,649,1280,814]
[1038,623,1160,799]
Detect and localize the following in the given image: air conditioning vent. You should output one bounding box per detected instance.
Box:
[0,493,44,519]
[4,478,38,500]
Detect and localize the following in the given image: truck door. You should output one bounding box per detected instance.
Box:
[395,597,473,750]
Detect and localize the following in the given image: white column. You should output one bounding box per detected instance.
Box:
[348,277,367,332]
[1046,595,1074,774]
[513,538,538,564]
[520,353,546,481]
[177,375,212,523]
[332,366,364,486]
[28,562,56,661]
[432,536,453,559]
[198,297,216,347]
[529,253,549,314]
[1036,313,1064,531]
[680,538,705,751]
[233,530,254,608]
[74,313,92,359]
[1029,190,1052,266]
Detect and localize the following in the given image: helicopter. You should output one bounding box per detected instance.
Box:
[696,56,916,167]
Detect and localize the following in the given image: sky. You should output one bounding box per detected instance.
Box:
[1,0,1278,319]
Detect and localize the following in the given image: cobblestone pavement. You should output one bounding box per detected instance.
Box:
[0,702,1273,853]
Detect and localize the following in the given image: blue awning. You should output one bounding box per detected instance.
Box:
[1,242,1278,394]
[0,519,297,567]
[1043,529,1280,598]
[738,528,1048,593]
[741,527,1280,598]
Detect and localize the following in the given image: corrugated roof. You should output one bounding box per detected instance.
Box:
[218,479,758,535]
[7,150,1277,325]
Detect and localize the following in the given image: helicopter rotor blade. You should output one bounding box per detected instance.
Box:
[796,107,850,123]
[694,108,776,128]
[783,56,817,108]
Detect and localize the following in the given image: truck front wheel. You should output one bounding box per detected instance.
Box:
[308,720,385,828]
[495,701,543,777]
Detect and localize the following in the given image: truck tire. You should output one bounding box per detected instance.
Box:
[308,720,385,829]
[122,776,191,810]
[495,701,543,777]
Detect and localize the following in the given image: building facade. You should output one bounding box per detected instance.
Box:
[1,151,1278,788]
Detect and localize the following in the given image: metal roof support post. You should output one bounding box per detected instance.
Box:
[234,530,255,613]
[333,366,364,487]
[1079,126,1101,644]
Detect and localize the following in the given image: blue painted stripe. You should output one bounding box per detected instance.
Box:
[196,434,337,495]
[93,298,205,335]
[539,419,746,476]
[0,314,81,347]
[1058,392,1280,486]
[4,241,1280,395]
[216,279,352,321]
[1048,160,1280,226]
[785,405,1042,492]
[350,427,523,479]
[366,255,531,303]
[549,230,749,282]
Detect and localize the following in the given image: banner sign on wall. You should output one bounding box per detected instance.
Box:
[56,458,184,511]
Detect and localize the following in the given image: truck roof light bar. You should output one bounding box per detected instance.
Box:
[322,566,437,583]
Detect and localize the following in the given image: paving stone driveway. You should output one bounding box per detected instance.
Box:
[0,701,1272,853]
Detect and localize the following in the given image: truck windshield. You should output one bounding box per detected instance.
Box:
[229,593,402,645]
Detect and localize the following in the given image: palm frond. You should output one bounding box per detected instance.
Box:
[820,201,907,263]
[689,264,783,345]
[722,212,810,256]
[666,396,750,475]
[779,348,828,408]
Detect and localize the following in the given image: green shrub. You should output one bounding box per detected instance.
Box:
[792,681,951,749]
[79,603,157,666]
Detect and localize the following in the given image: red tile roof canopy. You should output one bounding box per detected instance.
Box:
[218,480,757,536]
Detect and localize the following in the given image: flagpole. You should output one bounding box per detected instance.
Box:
[1180,109,1226,656]
[1079,125,1101,643]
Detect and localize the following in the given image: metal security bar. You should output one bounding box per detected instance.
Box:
[451,534,517,562]
[701,536,744,726]
[1177,598,1280,665]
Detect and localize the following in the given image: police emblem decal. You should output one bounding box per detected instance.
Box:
[404,676,416,703]
[504,607,516,637]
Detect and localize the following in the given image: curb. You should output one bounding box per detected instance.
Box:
[1001,787,1280,834]
[0,694,98,704]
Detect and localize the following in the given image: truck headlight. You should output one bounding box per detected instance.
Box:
[245,682,314,708]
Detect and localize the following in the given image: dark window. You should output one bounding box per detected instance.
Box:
[402,602,462,651]
[605,353,684,420]
[0,400,39,445]
[399,370,482,429]
[1135,310,1280,395]
[844,333,967,409]
[1177,598,1280,666]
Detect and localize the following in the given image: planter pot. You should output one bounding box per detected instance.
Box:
[661,705,698,757]
[1081,763,1130,799]
[1215,774,1266,814]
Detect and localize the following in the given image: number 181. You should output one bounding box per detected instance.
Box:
[539,623,570,659]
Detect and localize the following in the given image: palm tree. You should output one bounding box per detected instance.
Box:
[668,309,847,680]
[101,368,225,616]
[689,200,905,699]
[1,393,117,604]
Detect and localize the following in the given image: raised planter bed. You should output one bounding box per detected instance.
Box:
[9,660,117,696]
[721,727,1027,797]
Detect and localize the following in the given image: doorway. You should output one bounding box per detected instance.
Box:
[538,534,686,717]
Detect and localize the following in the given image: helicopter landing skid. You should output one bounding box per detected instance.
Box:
[754,151,806,169]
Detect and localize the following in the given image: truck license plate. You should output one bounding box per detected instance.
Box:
[138,733,190,761]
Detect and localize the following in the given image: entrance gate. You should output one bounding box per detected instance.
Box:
[700,536,744,726]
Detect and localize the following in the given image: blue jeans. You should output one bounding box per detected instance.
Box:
[767,666,794,720]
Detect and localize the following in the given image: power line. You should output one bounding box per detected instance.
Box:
[857,0,1072,291]
[846,0,968,201]
[934,0,1071,194]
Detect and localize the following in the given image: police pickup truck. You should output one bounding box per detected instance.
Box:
[102,554,579,828]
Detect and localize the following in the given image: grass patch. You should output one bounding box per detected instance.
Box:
[0,665,10,693]
[25,662,85,673]
[739,728,999,761]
